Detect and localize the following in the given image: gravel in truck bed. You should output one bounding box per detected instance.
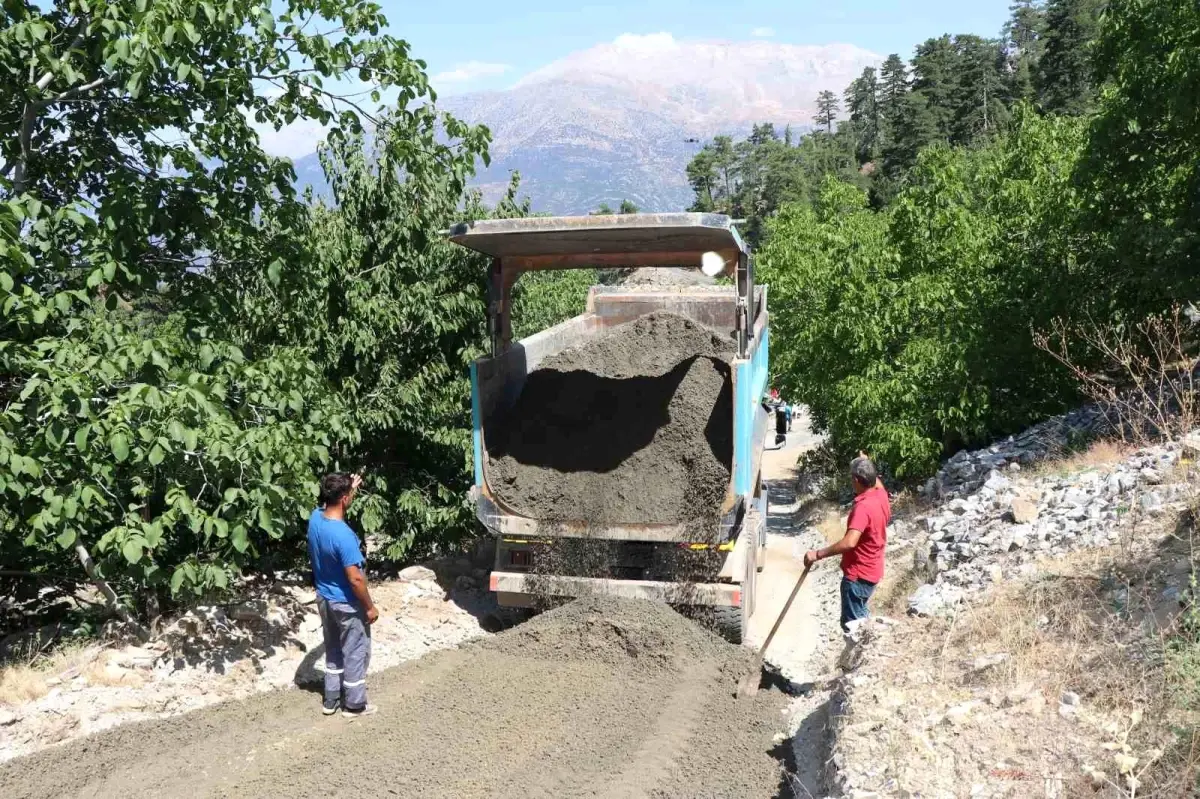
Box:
[485,312,736,528]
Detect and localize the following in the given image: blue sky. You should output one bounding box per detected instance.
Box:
[389,0,1015,95]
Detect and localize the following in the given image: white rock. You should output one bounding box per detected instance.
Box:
[229,600,271,622]
[1061,690,1081,706]
[984,470,1011,491]
[1062,487,1091,508]
[972,652,1009,671]
[1140,467,1164,485]
[1140,492,1164,512]
[398,565,437,582]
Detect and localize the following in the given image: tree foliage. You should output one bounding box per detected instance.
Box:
[760,111,1087,475]
[1076,0,1200,318]
[223,109,495,561]
[1037,0,1104,115]
[0,0,502,618]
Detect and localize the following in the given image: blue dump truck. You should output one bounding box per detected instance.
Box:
[448,214,770,642]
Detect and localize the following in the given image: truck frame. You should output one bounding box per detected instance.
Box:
[449,213,771,642]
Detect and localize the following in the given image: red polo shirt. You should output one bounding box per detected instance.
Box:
[841,486,891,584]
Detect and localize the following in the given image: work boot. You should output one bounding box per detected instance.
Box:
[343,703,378,720]
[322,698,340,716]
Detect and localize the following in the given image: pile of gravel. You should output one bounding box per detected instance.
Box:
[485,312,735,528]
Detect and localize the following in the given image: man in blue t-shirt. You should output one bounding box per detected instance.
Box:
[308,472,378,717]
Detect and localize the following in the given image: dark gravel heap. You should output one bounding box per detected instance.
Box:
[485,312,735,527]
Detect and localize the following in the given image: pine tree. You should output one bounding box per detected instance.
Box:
[880,90,939,191]
[911,35,959,142]
[1004,0,1047,102]
[951,36,1011,145]
[749,122,779,145]
[878,54,910,148]
[846,66,880,165]
[1037,0,1102,115]
[816,90,840,134]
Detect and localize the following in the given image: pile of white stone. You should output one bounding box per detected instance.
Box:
[907,431,1198,617]
[921,404,1109,499]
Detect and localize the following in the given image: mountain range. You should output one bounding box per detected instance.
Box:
[293,35,881,214]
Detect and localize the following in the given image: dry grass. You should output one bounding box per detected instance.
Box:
[874,560,921,618]
[1031,437,1131,479]
[908,531,1199,797]
[0,667,49,706]
[0,642,103,706]
[82,653,144,688]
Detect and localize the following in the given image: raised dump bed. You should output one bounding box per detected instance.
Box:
[451,214,770,642]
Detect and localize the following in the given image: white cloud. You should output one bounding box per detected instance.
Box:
[431,61,511,85]
[611,32,678,52]
[253,119,329,159]
[751,26,775,38]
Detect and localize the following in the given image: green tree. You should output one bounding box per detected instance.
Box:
[761,111,1085,476]
[0,0,432,611]
[0,0,462,617]
[686,135,739,215]
[878,54,911,148]
[912,35,960,141]
[815,89,840,134]
[1037,0,1103,115]
[880,90,939,192]
[1005,0,1047,102]
[618,200,639,214]
[1077,0,1200,320]
[591,203,615,215]
[232,109,493,560]
[951,36,1011,144]
[846,67,880,165]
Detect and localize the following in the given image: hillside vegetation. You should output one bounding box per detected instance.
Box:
[0,0,566,630]
[690,0,1200,478]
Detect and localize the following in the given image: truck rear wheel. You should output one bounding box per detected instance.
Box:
[671,604,743,645]
[710,605,744,645]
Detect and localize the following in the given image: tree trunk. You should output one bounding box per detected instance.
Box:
[74,543,151,642]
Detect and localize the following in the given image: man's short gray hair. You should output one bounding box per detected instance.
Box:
[850,456,877,488]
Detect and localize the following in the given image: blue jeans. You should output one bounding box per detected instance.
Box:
[840,576,877,632]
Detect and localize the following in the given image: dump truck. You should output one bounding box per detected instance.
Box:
[449,213,771,643]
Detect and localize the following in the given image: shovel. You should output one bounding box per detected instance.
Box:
[735,565,811,699]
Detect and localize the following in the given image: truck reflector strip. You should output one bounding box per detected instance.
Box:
[488,574,499,592]
[678,541,737,552]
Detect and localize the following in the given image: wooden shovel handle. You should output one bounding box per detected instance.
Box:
[755,565,811,660]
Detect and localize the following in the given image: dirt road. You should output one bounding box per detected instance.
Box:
[0,599,792,799]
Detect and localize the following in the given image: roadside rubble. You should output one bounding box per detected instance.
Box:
[908,415,1198,616]
[824,411,1198,798]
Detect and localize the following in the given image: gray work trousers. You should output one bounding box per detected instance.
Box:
[317,596,371,709]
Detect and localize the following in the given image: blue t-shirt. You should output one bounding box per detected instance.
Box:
[307,508,364,606]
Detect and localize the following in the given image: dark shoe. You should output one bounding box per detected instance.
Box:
[322,698,340,716]
[343,703,378,720]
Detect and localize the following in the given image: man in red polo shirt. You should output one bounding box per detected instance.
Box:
[804,453,891,632]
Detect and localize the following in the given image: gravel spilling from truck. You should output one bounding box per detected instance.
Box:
[485,312,736,528]
[0,598,792,798]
